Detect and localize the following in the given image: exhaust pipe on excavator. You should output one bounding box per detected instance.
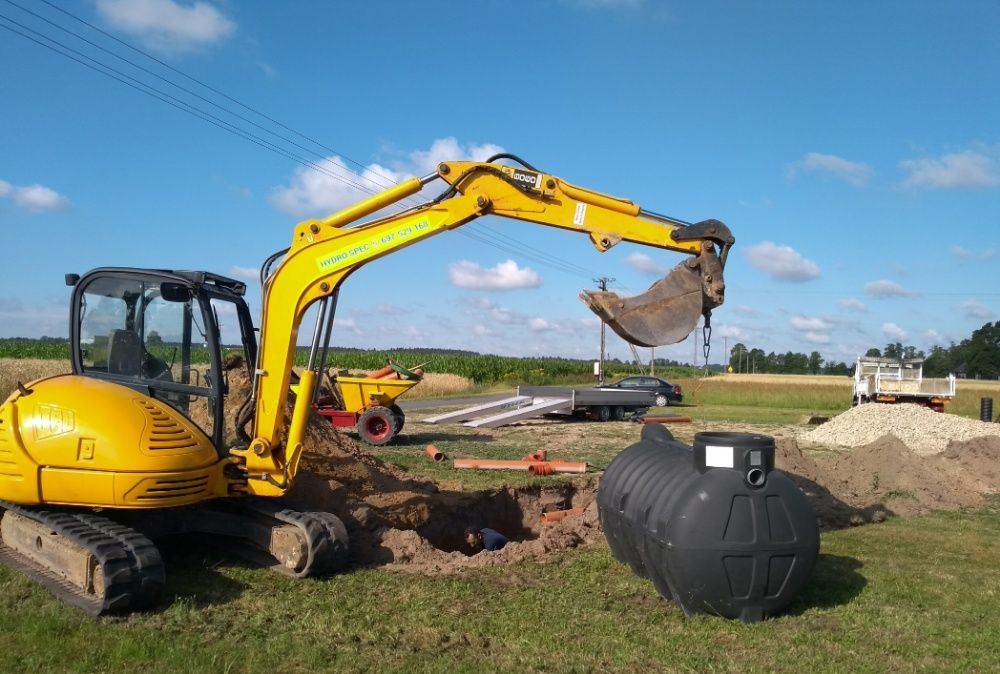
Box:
[580,239,727,348]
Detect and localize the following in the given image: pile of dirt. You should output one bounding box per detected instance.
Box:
[799,403,1000,455]
[775,434,1000,528]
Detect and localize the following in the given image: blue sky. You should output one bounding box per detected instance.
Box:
[1,0,998,366]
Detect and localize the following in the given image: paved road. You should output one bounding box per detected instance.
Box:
[395,393,511,412]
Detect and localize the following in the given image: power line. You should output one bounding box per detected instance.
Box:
[2,3,661,287]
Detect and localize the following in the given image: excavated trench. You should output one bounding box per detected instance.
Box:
[281,413,603,574]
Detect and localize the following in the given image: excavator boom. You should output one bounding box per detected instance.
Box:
[242,157,734,495]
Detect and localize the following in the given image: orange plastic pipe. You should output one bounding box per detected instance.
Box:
[523,451,547,462]
[639,416,692,424]
[453,459,534,470]
[425,444,446,462]
[368,365,395,379]
[540,507,585,524]
[548,462,588,474]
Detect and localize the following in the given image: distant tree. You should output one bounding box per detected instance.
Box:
[883,342,903,358]
[808,351,824,375]
[864,347,881,358]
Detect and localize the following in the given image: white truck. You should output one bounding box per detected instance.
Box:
[853,356,956,411]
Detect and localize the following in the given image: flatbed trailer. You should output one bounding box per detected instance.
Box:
[421,385,656,428]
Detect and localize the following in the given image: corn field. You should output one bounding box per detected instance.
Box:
[0,339,633,384]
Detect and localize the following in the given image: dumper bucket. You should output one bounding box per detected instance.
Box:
[580,247,725,347]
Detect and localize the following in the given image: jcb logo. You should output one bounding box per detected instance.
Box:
[32,404,76,440]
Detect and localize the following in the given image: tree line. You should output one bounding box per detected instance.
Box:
[727,320,1000,379]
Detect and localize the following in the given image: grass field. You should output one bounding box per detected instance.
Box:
[1,501,997,673]
[2,360,1000,672]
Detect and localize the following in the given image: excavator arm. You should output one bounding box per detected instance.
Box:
[236,158,734,495]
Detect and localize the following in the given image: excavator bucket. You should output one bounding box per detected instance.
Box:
[580,247,725,347]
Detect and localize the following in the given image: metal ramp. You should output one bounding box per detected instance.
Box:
[421,392,575,429]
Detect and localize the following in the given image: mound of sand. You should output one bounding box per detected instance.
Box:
[800,403,1000,455]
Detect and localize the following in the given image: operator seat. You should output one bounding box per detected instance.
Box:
[107,329,142,376]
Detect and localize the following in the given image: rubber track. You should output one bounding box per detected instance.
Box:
[237,499,349,577]
[0,501,163,615]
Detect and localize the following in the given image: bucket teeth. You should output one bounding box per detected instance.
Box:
[580,254,724,347]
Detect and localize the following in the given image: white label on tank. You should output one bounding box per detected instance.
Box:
[705,445,734,468]
[573,202,587,226]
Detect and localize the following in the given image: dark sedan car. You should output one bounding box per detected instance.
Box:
[604,376,683,406]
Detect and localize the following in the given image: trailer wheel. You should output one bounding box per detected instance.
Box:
[389,404,405,434]
[358,407,395,445]
[591,405,611,422]
[612,405,626,421]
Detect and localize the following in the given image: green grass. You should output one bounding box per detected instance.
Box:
[2,502,998,673]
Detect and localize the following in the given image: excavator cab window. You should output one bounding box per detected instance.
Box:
[74,272,222,442]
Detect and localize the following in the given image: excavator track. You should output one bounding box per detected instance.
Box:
[223,499,349,578]
[0,501,165,616]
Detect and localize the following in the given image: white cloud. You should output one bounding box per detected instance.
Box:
[717,324,744,339]
[0,179,70,212]
[528,317,554,332]
[96,0,235,55]
[400,137,505,176]
[838,298,867,312]
[624,252,669,277]
[899,150,1000,189]
[881,322,909,341]
[335,317,362,334]
[448,259,542,291]
[743,241,820,282]
[269,156,403,218]
[959,299,994,320]
[804,331,831,345]
[923,329,947,346]
[790,316,831,332]
[787,152,874,186]
[270,138,504,218]
[472,324,493,337]
[402,325,428,340]
[863,279,919,298]
[228,265,258,281]
[734,305,756,317]
[951,245,996,260]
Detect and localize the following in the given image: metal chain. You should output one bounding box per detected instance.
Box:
[702,311,712,367]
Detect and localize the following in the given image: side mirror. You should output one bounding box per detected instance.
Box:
[161,282,193,302]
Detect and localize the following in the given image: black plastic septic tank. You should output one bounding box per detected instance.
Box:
[598,430,820,623]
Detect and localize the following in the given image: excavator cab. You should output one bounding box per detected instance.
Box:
[67,268,257,451]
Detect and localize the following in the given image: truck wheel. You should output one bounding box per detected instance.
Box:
[612,406,626,421]
[591,405,611,422]
[655,394,668,407]
[357,407,395,445]
[389,404,405,434]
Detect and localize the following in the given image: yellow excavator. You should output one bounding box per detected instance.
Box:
[0,155,733,614]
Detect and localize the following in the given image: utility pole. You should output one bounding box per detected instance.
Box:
[650,347,655,376]
[594,276,614,384]
[723,336,728,372]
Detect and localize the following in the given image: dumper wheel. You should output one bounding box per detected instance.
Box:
[357,406,395,445]
[389,404,405,434]
[612,405,626,421]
